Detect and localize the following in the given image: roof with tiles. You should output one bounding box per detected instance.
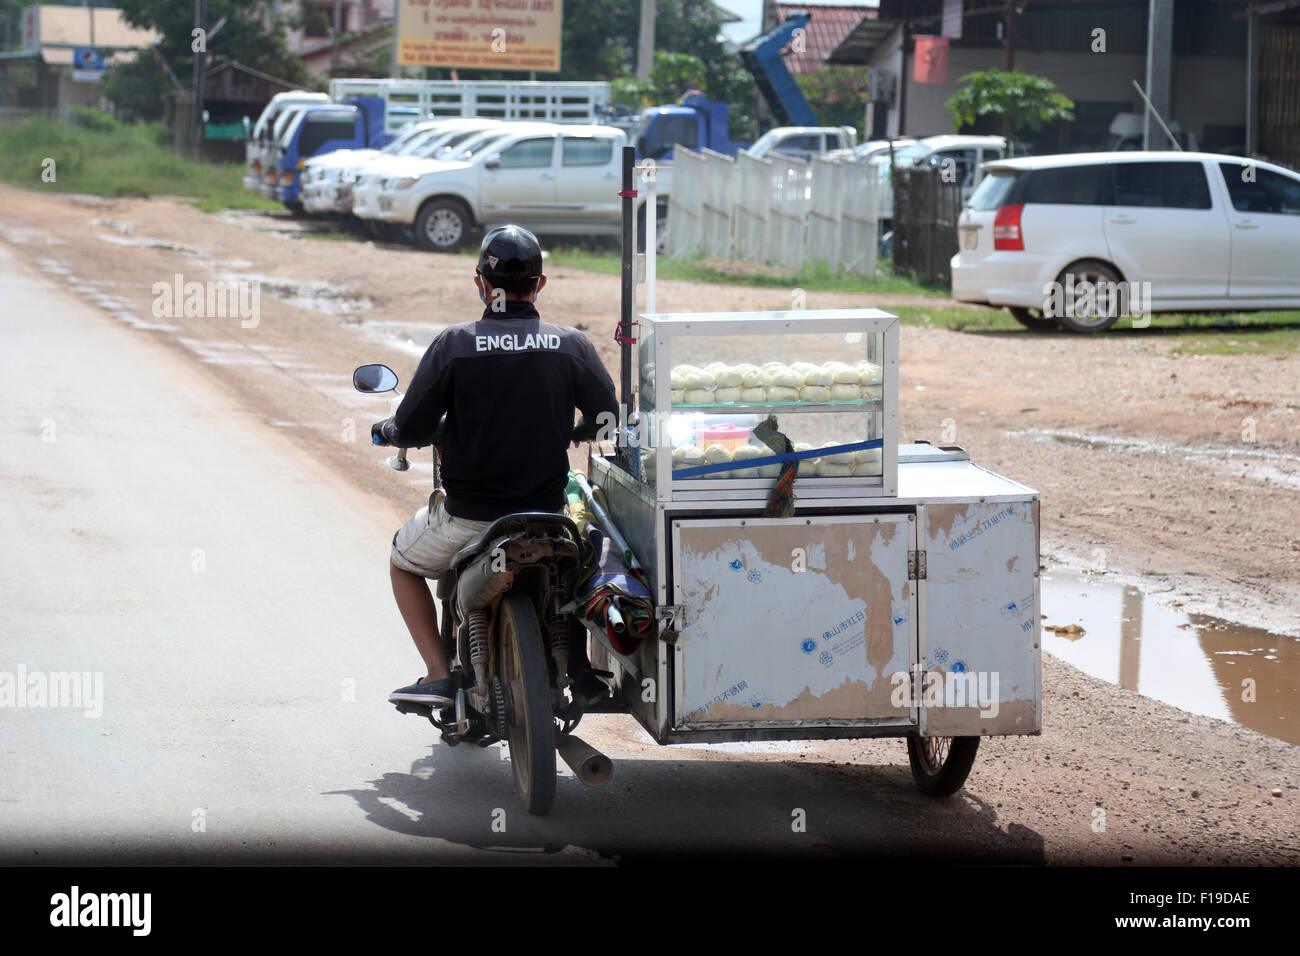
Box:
[774,3,877,74]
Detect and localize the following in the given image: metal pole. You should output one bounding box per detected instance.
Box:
[1143,0,1174,150]
[191,0,202,155]
[331,0,342,76]
[87,0,94,47]
[1245,10,1258,156]
[391,0,401,78]
[636,0,656,82]
[897,3,909,135]
[1131,78,1181,150]
[643,163,656,315]
[1004,3,1016,70]
[618,146,635,469]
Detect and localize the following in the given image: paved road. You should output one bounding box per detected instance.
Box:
[0,243,1048,864]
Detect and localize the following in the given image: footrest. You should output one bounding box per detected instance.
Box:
[393,700,434,717]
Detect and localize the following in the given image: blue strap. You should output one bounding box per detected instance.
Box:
[671,438,883,478]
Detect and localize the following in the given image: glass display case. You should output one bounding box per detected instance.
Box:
[636,310,899,502]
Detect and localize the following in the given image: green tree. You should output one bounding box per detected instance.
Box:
[795,66,871,135]
[945,68,1074,138]
[104,1,311,121]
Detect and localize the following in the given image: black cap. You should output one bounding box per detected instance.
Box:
[476,224,543,284]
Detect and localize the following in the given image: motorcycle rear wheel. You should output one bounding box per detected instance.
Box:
[498,592,557,815]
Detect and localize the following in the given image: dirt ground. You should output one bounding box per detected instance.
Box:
[2,186,1298,864]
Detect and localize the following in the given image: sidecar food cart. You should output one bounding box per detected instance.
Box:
[583,307,1040,794]
[573,158,1041,795]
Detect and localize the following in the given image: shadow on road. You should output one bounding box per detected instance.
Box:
[325,741,1047,864]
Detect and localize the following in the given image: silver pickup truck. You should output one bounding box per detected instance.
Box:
[353,123,629,252]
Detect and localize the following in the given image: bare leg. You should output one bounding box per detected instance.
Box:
[390,561,448,682]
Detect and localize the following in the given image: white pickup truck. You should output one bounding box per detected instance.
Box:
[300,118,503,216]
[357,123,629,252]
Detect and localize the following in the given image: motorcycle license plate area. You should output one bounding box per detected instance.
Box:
[670,514,915,728]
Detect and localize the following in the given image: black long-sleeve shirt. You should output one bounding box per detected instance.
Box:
[384,300,618,521]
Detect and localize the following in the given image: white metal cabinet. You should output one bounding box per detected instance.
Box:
[670,514,916,730]
[918,498,1041,736]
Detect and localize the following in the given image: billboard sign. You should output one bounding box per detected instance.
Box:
[396,0,563,72]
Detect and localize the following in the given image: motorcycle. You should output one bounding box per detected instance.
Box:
[353,363,617,815]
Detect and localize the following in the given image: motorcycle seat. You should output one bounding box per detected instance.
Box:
[449,511,581,573]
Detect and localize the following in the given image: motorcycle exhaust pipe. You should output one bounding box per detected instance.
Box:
[556,733,613,787]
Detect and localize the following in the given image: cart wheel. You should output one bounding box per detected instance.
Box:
[498,592,557,815]
[906,735,979,796]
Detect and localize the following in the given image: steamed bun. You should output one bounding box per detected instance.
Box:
[856,361,882,385]
[820,442,856,466]
[827,362,860,384]
[672,443,703,466]
[729,444,762,479]
[793,442,820,476]
[713,366,742,387]
[830,383,861,401]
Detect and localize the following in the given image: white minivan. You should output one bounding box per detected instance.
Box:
[950,151,1300,332]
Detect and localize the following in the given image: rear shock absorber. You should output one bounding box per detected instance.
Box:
[549,601,571,692]
[467,607,490,695]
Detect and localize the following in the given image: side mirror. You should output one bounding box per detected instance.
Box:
[353,363,398,393]
[484,156,500,169]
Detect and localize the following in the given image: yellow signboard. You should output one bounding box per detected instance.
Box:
[397,0,563,72]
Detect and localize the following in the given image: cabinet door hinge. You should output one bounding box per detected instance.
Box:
[908,550,927,580]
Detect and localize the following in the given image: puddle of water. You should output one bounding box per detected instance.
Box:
[1010,428,1300,466]
[222,272,371,317]
[90,218,133,235]
[36,258,71,276]
[1010,428,1300,491]
[211,209,340,237]
[96,233,207,257]
[1041,569,1300,744]
[356,320,447,358]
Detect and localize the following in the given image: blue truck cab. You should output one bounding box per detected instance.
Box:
[633,93,748,164]
[263,96,395,209]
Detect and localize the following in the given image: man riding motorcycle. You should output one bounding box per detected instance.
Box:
[371,224,618,709]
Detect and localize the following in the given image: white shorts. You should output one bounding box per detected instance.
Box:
[390,494,492,578]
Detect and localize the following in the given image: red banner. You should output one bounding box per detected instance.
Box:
[912,35,950,86]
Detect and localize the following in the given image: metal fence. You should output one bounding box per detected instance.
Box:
[664,148,879,277]
[890,164,962,287]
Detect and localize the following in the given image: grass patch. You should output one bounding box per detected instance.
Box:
[545,242,946,296]
[0,110,280,212]
[1166,325,1300,356]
